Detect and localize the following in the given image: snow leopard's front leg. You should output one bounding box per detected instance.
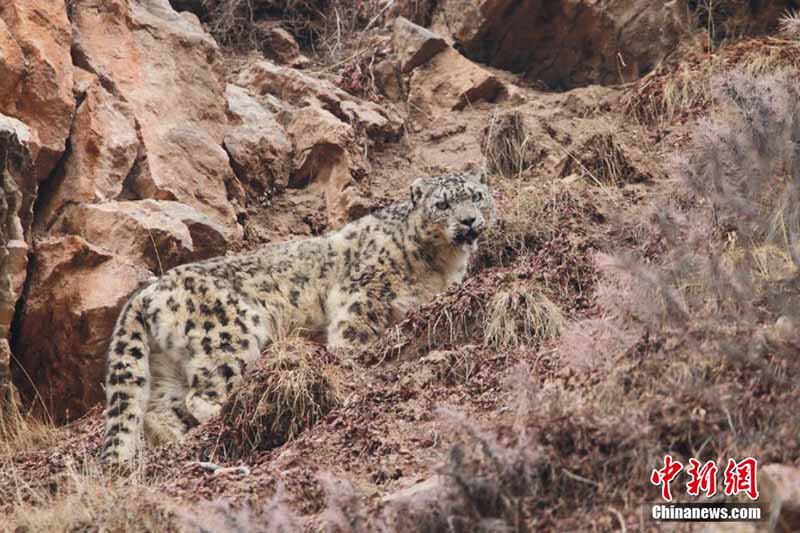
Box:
[325,282,396,349]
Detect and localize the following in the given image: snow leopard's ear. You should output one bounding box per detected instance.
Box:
[410,178,428,206]
[471,168,488,185]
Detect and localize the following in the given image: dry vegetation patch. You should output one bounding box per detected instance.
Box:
[373,269,565,362]
[214,337,342,459]
[624,37,800,126]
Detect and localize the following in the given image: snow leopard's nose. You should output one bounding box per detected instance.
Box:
[460,217,476,228]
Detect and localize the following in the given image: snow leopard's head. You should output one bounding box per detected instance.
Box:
[410,170,494,251]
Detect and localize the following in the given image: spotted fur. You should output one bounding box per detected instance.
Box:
[100,171,493,463]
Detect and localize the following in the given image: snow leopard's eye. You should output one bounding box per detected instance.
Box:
[471,191,483,202]
[435,199,449,210]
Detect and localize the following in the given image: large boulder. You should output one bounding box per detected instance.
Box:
[235,60,403,144]
[430,0,684,89]
[37,82,139,229]
[224,84,294,197]
[408,47,503,113]
[0,115,40,407]
[70,0,243,240]
[54,200,228,272]
[0,0,75,182]
[393,16,447,73]
[286,105,369,227]
[13,235,151,421]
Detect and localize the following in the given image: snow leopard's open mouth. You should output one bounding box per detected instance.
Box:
[454,228,480,245]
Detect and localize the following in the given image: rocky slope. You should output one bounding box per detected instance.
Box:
[2,0,800,531]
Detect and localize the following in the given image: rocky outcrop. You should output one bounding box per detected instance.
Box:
[408,47,503,113]
[393,16,447,73]
[71,0,243,240]
[0,1,75,182]
[12,236,151,421]
[224,85,293,197]
[234,60,403,226]
[235,60,403,143]
[0,116,40,408]
[1,0,247,418]
[37,82,139,229]
[430,0,684,89]
[287,105,368,227]
[54,200,227,272]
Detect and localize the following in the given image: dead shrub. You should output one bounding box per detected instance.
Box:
[3,471,181,532]
[481,111,530,179]
[779,9,800,39]
[181,485,302,533]
[201,0,324,51]
[379,408,545,532]
[483,283,564,349]
[372,271,563,362]
[216,337,342,459]
[559,129,648,187]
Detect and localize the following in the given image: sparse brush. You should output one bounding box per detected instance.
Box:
[182,484,302,533]
[216,337,341,459]
[373,271,565,362]
[483,283,564,349]
[481,111,531,179]
[559,127,647,188]
[3,469,181,532]
[478,177,597,268]
[0,399,59,458]
[201,0,323,51]
[779,9,800,40]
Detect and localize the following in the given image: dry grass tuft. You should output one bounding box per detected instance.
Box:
[484,283,564,349]
[373,270,565,362]
[559,127,649,188]
[481,111,530,179]
[779,9,800,40]
[0,401,60,459]
[2,467,180,533]
[478,176,600,269]
[217,337,342,458]
[624,38,800,126]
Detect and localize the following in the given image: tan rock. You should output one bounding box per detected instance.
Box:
[373,60,404,102]
[13,235,151,421]
[236,60,402,142]
[71,0,242,240]
[259,24,310,68]
[393,16,447,72]
[431,0,684,89]
[0,18,24,112]
[0,115,40,406]
[408,47,503,113]
[761,464,800,532]
[286,106,368,227]
[37,82,139,229]
[0,0,75,181]
[225,84,294,195]
[55,200,228,272]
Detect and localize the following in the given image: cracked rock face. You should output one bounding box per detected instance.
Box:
[0,0,75,182]
[12,235,151,422]
[71,0,243,241]
[0,116,40,406]
[432,0,685,89]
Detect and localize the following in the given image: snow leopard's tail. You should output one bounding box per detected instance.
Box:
[100,285,152,464]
